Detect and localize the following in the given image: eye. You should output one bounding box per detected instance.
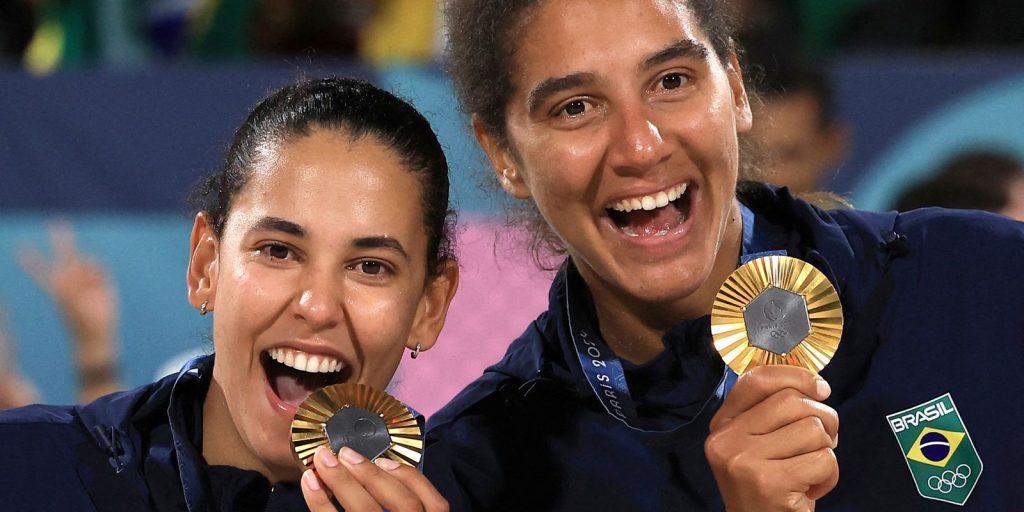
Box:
[562,100,587,117]
[661,73,684,90]
[350,260,393,276]
[652,72,692,94]
[259,243,295,261]
[360,261,383,275]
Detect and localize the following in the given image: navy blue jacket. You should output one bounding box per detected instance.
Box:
[0,355,309,511]
[425,186,1024,511]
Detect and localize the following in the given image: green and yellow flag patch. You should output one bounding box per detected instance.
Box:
[886,393,983,506]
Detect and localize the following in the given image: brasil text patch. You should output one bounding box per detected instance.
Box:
[886,393,983,506]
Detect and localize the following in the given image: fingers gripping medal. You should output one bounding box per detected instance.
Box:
[711,255,843,374]
[291,383,423,469]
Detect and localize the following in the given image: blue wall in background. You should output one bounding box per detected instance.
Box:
[1,55,1023,402]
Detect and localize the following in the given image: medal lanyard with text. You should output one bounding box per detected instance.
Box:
[566,203,786,432]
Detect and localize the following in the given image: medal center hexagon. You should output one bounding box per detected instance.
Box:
[743,286,811,355]
[324,406,392,461]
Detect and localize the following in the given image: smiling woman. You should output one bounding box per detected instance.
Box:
[424,0,1024,511]
[0,78,457,511]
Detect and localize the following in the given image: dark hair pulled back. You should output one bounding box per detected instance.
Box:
[189,77,456,275]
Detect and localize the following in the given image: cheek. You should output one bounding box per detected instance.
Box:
[347,290,420,387]
[347,289,419,351]
[216,265,291,346]
[519,133,606,201]
[680,110,740,179]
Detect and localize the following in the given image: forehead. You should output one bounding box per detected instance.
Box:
[228,129,426,236]
[512,0,703,75]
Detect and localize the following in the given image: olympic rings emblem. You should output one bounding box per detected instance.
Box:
[927,464,972,494]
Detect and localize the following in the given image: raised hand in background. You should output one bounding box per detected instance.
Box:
[18,222,121,403]
[0,306,40,409]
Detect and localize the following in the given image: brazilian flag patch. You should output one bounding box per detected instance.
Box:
[886,393,983,506]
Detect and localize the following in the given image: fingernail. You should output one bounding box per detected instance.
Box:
[816,378,831,399]
[375,457,401,471]
[303,470,321,491]
[339,447,366,465]
[316,447,339,468]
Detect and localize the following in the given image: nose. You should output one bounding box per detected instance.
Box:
[293,267,342,331]
[606,105,672,175]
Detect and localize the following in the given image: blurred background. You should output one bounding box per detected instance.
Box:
[1,0,1022,416]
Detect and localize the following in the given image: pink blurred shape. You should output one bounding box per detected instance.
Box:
[390,219,553,418]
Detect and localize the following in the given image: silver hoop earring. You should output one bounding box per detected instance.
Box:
[199,300,209,316]
[410,343,422,360]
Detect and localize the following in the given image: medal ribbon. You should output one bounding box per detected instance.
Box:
[567,203,785,432]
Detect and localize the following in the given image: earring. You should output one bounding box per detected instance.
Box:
[501,169,514,190]
[199,300,209,316]
[410,343,422,360]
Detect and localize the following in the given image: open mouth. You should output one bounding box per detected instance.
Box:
[605,182,693,238]
[262,347,352,408]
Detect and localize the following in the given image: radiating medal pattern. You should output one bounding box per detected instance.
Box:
[711,255,843,374]
[291,383,422,469]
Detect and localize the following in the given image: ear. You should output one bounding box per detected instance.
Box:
[725,50,753,134]
[472,114,531,199]
[187,211,220,314]
[407,259,460,353]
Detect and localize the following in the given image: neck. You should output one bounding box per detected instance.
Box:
[586,202,744,365]
[202,378,292,483]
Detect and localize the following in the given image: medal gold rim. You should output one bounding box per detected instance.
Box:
[290,383,422,470]
[711,255,843,374]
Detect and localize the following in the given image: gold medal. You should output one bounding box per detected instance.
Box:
[711,255,843,374]
[290,383,422,469]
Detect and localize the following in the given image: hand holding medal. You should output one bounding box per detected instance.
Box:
[293,383,446,511]
[705,255,842,511]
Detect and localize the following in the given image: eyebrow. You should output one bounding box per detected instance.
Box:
[526,72,597,116]
[640,39,709,72]
[252,216,306,237]
[353,236,408,259]
[252,219,409,259]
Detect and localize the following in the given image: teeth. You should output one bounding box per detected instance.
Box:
[268,347,344,373]
[608,182,688,212]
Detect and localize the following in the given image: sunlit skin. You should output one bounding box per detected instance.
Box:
[475,0,751,362]
[751,91,847,194]
[186,129,456,483]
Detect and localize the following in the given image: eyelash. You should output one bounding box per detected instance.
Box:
[551,71,693,121]
[347,260,394,277]
[258,243,299,262]
[256,243,396,280]
[651,71,692,93]
[555,98,593,120]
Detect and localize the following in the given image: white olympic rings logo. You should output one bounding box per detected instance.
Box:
[927,464,972,494]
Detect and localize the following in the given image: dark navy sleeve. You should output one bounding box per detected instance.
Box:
[0,406,102,510]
